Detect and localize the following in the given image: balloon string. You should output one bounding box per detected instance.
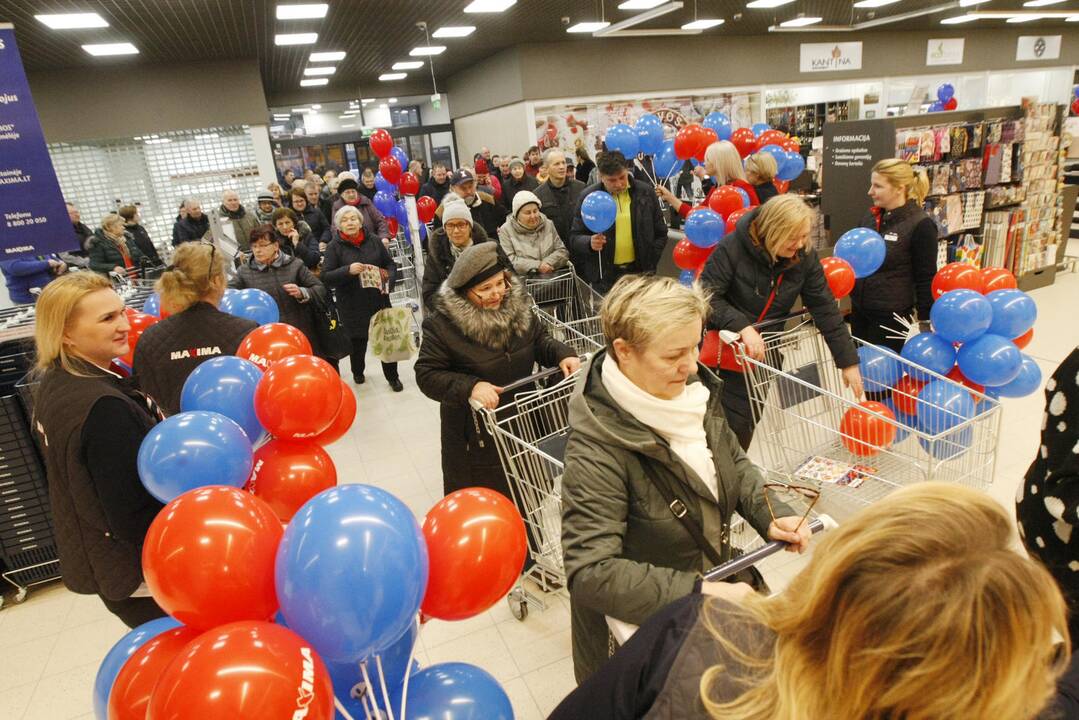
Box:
[361,690,376,720]
[375,655,397,720]
[335,697,359,720]
[399,617,421,720]
[361,662,390,720]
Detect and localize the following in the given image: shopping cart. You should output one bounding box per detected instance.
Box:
[386,237,422,347]
[726,313,1002,523]
[526,265,606,357]
[111,266,163,312]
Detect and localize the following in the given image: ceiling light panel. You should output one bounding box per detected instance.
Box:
[35,13,108,29]
[379,73,407,80]
[275,33,318,45]
[1023,0,1066,6]
[464,0,517,12]
[780,16,823,26]
[309,51,346,62]
[853,0,900,6]
[392,61,424,70]
[746,0,794,8]
[958,0,991,5]
[300,78,329,86]
[618,0,667,8]
[432,26,476,37]
[409,46,446,56]
[567,22,611,32]
[82,43,139,56]
[681,18,724,29]
[941,14,979,22]
[275,4,328,20]
[304,66,336,75]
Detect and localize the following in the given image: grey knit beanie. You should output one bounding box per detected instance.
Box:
[446,242,503,291]
[441,195,473,226]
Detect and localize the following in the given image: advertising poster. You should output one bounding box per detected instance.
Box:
[0,23,77,258]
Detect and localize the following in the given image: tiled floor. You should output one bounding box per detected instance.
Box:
[2,246,1078,719]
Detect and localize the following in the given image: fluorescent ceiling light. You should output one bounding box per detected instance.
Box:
[35,13,108,29]
[82,43,139,56]
[276,4,328,20]
[746,0,794,8]
[409,46,446,56]
[309,51,346,62]
[958,0,991,4]
[432,26,476,37]
[941,13,979,22]
[1007,14,1044,21]
[1023,0,1067,5]
[300,78,329,86]
[618,0,667,8]
[464,0,517,12]
[853,0,900,6]
[1068,15,1079,20]
[275,33,318,45]
[379,72,407,80]
[972,9,1077,16]
[567,22,611,32]
[780,16,822,26]
[304,66,335,75]
[393,61,424,70]
[681,18,725,29]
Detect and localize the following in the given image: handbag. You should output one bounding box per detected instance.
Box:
[310,292,352,360]
[718,274,784,373]
[368,307,417,363]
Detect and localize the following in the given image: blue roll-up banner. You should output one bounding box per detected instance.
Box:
[0,24,77,258]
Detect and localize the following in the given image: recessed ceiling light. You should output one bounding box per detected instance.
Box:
[464,0,517,12]
[379,73,407,81]
[567,21,611,32]
[300,78,329,86]
[780,15,822,26]
[853,0,900,6]
[304,66,336,76]
[409,46,446,56]
[746,0,794,7]
[432,26,477,37]
[82,42,139,56]
[682,18,725,29]
[940,13,979,22]
[618,0,667,8]
[309,51,346,62]
[1023,0,1066,6]
[275,33,318,46]
[276,4,328,20]
[392,61,424,70]
[35,13,109,29]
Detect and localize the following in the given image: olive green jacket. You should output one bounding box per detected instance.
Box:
[561,351,783,682]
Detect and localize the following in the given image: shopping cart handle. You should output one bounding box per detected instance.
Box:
[467,364,578,411]
[702,514,836,582]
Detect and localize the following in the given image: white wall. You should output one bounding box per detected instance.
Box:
[453,102,532,162]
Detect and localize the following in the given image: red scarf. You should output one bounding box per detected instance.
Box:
[341,229,365,246]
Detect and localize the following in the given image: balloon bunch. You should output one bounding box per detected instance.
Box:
[369,128,430,242]
[929,83,958,113]
[1071,85,1079,117]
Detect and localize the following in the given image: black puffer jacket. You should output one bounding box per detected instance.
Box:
[853,200,938,319]
[419,177,451,206]
[501,173,539,211]
[230,253,327,354]
[298,204,331,246]
[415,277,575,498]
[421,222,510,313]
[534,178,586,244]
[273,220,320,269]
[569,179,668,284]
[700,207,859,369]
[123,223,163,266]
[172,214,210,245]
[321,232,397,341]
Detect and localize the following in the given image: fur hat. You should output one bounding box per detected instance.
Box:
[336,178,359,193]
[511,190,542,219]
[446,242,503,291]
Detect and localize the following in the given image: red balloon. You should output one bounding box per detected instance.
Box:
[378,157,402,185]
[891,375,927,416]
[416,195,437,224]
[672,239,714,270]
[774,179,791,193]
[369,129,393,159]
[980,266,1017,293]
[147,621,334,720]
[236,323,312,371]
[386,217,399,237]
[1072,97,1079,116]
[820,256,856,300]
[780,137,801,153]
[1013,327,1034,350]
[708,185,745,220]
[944,97,958,111]
[142,486,283,631]
[725,207,750,234]
[254,355,343,439]
[840,401,896,457]
[108,626,203,720]
[756,129,787,152]
[932,262,983,299]
[695,128,719,162]
[308,380,357,446]
[422,488,527,621]
[248,439,337,522]
[399,171,420,195]
[730,128,757,158]
[946,365,985,398]
[674,123,706,161]
[700,330,720,367]
[119,311,158,366]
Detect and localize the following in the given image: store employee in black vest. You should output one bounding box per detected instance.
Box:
[33,273,167,628]
[133,243,258,415]
[851,158,937,352]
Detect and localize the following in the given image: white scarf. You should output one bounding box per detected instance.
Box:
[601,355,718,500]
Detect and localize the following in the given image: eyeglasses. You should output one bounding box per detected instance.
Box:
[763,481,821,534]
[444,223,471,233]
[250,241,277,250]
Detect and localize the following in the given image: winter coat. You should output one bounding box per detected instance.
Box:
[576,159,596,185]
[172,214,210,246]
[88,229,147,275]
[419,178,451,206]
[699,207,859,370]
[569,179,669,285]
[534,177,586,244]
[434,191,507,239]
[273,220,320,269]
[123,223,163,266]
[330,194,390,239]
[561,352,784,682]
[321,232,397,341]
[132,302,259,416]
[497,215,569,275]
[501,174,539,212]
[421,222,511,313]
[230,252,327,354]
[854,200,938,319]
[298,204,332,246]
[415,276,576,498]
[754,181,779,205]
[215,206,259,252]
[0,257,56,304]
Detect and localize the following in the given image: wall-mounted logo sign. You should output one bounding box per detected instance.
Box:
[926,38,964,66]
[799,42,863,73]
[1016,35,1061,62]
[652,108,688,128]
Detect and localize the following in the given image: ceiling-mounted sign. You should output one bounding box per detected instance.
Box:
[926,38,964,66]
[1016,35,1061,62]
[800,42,863,73]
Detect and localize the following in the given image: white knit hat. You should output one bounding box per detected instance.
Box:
[441,195,473,225]
[512,190,542,219]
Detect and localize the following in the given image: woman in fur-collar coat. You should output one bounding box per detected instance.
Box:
[415,242,579,498]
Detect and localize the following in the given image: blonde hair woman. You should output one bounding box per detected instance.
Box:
[700,194,861,449]
[551,482,1070,720]
[131,243,258,415]
[88,212,146,277]
[744,152,779,205]
[658,140,762,218]
[560,274,811,683]
[32,273,168,628]
[852,157,936,352]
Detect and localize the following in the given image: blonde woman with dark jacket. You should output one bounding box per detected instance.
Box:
[497,190,569,275]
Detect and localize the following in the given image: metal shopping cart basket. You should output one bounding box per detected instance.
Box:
[526,265,606,358]
[726,313,1002,523]
[386,236,422,347]
[111,265,164,311]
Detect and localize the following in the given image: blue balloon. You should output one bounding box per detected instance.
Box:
[635,114,665,156]
[605,123,640,158]
[957,333,1022,387]
[142,292,161,317]
[858,344,904,392]
[375,172,396,194]
[1074,86,1079,100]
[928,101,944,113]
[900,332,956,378]
[758,144,786,163]
[777,151,805,182]
[180,356,265,444]
[985,289,1037,339]
[221,287,280,325]
[994,353,1042,397]
[652,140,680,177]
[879,396,913,445]
[930,289,992,344]
[93,616,182,720]
[390,146,410,172]
[937,83,955,103]
[917,379,975,437]
[137,411,254,502]
[678,269,695,287]
[683,208,724,249]
[703,111,732,141]
[219,287,240,309]
[276,484,428,663]
[834,228,886,278]
[751,122,771,137]
[581,191,617,234]
[919,425,973,461]
[404,663,513,720]
[373,190,398,219]
[329,620,419,718]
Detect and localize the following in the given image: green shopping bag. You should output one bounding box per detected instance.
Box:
[369,307,417,363]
